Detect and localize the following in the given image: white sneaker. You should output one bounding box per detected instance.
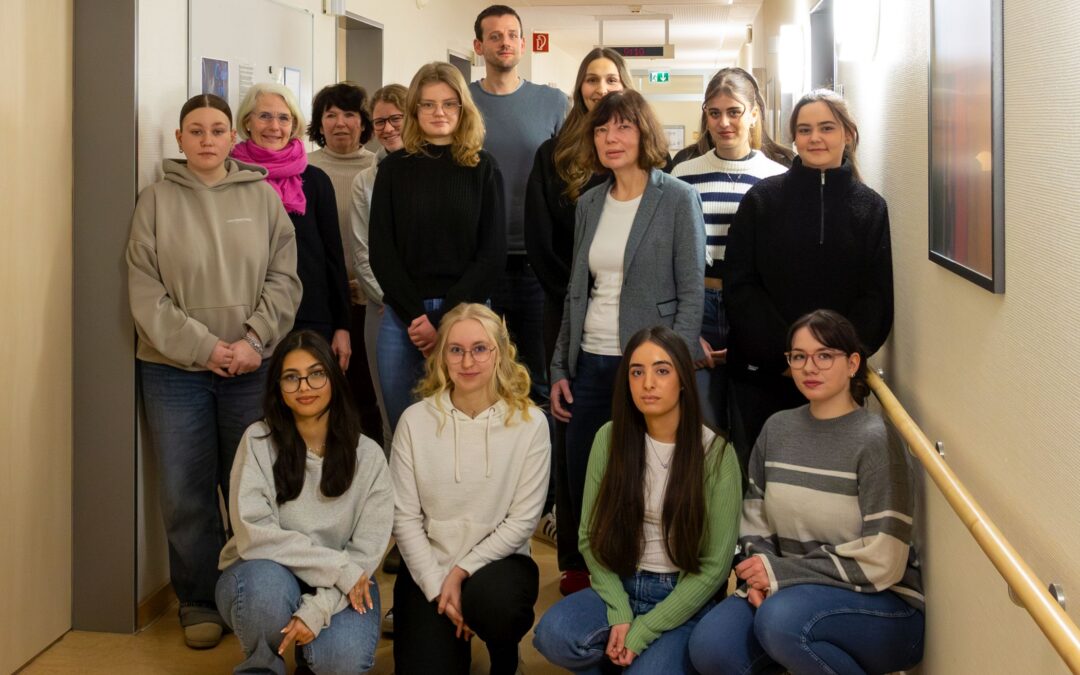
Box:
[533,508,556,547]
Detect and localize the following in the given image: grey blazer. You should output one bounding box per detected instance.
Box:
[550,168,706,383]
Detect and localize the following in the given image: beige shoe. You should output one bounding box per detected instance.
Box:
[183,621,223,649]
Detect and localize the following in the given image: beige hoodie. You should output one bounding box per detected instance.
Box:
[127,158,302,370]
[390,392,550,601]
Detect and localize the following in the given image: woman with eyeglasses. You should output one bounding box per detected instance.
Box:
[723,89,894,470]
[524,46,633,596]
[688,310,924,675]
[369,62,506,434]
[128,93,301,649]
[233,83,353,372]
[390,303,549,675]
[216,330,393,675]
[349,83,409,454]
[670,67,790,442]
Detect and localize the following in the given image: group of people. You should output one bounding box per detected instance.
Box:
[126,3,923,674]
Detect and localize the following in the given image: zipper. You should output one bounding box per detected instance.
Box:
[819,171,826,245]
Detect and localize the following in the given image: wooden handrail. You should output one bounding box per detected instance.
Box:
[868,370,1080,673]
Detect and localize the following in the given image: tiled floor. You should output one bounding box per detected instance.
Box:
[20,539,566,674]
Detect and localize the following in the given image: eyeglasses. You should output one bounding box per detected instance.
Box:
[280,370,329,393]
[446,344,496,364]
[784,350,847,370]
[373,114,405,129]
[417,100,462,116]
[703,105,745,121]
[254,112,294,126]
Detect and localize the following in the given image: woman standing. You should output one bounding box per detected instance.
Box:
[390,303,549,675]
[369,63,506,433]
[524,46,632,594]
[689,310,924,674]
[127,94,301,648]
[307,82,383,445]
[350,83,409,453]
[534,326,741,673]
[671,68,788,436]
[233,83,352,368]
[217,331,392,674]
[724,88,894,467]
[549,90,706,596]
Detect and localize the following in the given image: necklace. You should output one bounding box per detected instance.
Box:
[647,436,673,470]
[306,444,325,455]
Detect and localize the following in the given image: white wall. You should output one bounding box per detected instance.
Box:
[835,1,1080,672]
[0,0,73,670]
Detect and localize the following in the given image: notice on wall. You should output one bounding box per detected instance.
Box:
[238,61,255,104]
[201,58,229,99]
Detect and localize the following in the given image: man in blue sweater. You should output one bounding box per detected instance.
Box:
[469,4,568,407]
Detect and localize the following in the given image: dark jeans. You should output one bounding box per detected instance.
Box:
[688,586,924,674]
[491,255,549,405]
[543,292,581,571]
[139,360,268,625]
[393,555,540,675]
[696,287,730,433]
[347,303,384,448]
[729,374,806,482]
[563,351,622,567]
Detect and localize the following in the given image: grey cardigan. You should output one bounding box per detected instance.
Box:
[550,168,706,383]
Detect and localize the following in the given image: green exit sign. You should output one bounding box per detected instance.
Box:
[649,71,670,83]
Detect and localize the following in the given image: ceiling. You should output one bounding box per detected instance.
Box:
[516,1,765,72]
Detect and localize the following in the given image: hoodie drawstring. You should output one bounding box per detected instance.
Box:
[449,405,496,482]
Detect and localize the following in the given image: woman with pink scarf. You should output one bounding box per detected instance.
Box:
[234,83,352,369]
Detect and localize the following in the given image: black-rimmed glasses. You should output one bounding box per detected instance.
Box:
[784,350,847,370]
[280,370,328,393]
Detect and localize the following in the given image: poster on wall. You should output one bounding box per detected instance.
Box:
[201,57,229,99]
[928,0,1004,292]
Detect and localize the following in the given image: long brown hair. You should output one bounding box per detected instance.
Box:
[689,67,793,166]
[555,48,634,200]
[588,326,716,576]
[571,91,667,199]
[401,62,485,167]
[790,88,862,182]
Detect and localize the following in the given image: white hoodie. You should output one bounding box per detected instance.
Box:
[390,392,550,601]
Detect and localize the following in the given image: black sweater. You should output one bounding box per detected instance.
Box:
[523,136,606,299]
[291,164,350,334]
[369,145,506,323]
[723,156,894,377]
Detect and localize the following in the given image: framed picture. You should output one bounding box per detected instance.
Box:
[928,0,1004,292]
[664,125,685,151]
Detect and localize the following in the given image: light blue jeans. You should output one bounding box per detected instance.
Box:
[533,570,715,674]
[216,559,380,675]
[376,298,447,434]
[688,584,924,675]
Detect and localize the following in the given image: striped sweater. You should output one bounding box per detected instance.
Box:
[740,405,924,610]
[671,150,786,278]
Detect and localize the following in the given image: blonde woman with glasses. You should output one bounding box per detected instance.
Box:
[369,63,506,435]
[390,303,549,675]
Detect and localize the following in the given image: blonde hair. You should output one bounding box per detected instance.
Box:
[236,82,306,141]
[401,62,485,167]
[415,303,533,425]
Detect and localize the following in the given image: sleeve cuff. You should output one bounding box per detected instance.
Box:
[334,561,364,595]
[195,334,220,368]
[758,554,780,594]
[418,570,445,602]
[245,315,272,349]
[625,622,656,656]
[293,603,328,639]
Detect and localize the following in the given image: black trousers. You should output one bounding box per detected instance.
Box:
[393,554,539,675]
[730,373,806,480]
[347,303,384,448]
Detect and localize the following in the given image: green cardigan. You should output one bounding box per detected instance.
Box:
[579,422,742,655]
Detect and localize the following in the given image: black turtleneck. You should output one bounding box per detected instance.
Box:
[722,156,894,377]
[368,145,506,323]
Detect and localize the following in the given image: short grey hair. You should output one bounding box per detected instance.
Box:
[235,82,307,141]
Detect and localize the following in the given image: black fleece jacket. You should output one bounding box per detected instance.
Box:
[723,156,894,377]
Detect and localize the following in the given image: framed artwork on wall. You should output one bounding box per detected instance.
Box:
[928,0,1004,292]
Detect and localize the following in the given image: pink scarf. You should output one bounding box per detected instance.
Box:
[231,138,308,215]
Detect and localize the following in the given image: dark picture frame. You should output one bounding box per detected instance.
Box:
[928,0,1004,293]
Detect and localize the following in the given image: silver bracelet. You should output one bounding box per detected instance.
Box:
[243,331,264,355]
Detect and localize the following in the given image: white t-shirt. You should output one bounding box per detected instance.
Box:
[582,191,641,355]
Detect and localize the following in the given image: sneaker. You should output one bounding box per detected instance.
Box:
[381,608,394,635]
[533,509,556,547]
[558,569,590,596]
[183,621,223,649]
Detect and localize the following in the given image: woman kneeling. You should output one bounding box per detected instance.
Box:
[390,303,551,675]
[216,331,393,674]
[688,310,924,675]
[534,326,742,673]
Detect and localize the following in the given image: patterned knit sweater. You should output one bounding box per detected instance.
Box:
[740,405,924,610]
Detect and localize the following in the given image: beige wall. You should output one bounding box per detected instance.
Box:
[0,0,74,671]
[835,0,1080,672]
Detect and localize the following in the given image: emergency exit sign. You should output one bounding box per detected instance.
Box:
[649,71,670,83]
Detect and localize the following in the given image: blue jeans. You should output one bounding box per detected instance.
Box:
[139,360,268,625]
[563,351,622,544]
[534,571,716,674]
[688,585,925,675]
[695,288,729,432]
[376,298,447,434]
[490,256,549,404]
[216,559,380,675]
